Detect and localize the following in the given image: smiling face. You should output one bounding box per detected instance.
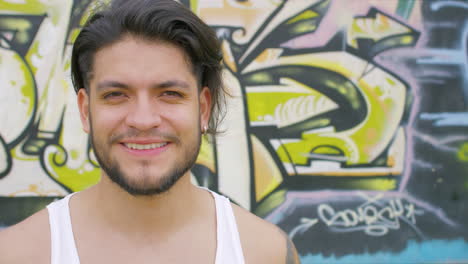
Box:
[77,36,211,196]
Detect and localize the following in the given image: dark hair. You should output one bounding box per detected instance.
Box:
[71,0,225,135]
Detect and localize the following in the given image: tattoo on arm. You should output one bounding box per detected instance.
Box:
[284,232,301,264]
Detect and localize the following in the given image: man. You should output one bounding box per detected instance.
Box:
[0,0,301,263]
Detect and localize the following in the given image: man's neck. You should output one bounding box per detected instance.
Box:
[67,173,218,263]
[76,172,204,237]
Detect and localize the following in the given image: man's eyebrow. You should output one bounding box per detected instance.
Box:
[156,80,190,89]
[96,80,191,91]
[96,80,129,91]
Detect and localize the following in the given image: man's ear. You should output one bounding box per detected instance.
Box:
[77,88,90,133]
[199,86,212,130]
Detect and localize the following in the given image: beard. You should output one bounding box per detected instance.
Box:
[89,123,201,196]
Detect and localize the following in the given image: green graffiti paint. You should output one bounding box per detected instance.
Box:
[278,135,351,166]
[287,10,319,25]
[247,72,274,83]
[348,178,397,190]
[0,1,46,14]
[312,146,342,155]
[291,21,316,34]
[25,41,40,74]
[10,147,38,161]
[190,0,198,13]
[246,92,333,123]
[43,144,100,192]
[457,143,468,162]
[70,149,80,160]
[254,189,287,217]
[0,18,31,44]
[68,28,81,44]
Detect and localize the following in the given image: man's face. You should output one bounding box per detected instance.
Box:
[77,36,211,196]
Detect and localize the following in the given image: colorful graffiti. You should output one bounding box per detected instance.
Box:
[1,0,467,263]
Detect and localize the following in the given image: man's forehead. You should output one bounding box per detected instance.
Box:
[88,36,197,88]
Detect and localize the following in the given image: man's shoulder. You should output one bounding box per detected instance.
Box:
[0,208,51,264]
[231,204,300,264]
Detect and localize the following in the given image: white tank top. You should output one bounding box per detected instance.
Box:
[46,189,245,264]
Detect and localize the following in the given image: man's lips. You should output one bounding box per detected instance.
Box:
[119,141,170,156]
[123,142,169,150]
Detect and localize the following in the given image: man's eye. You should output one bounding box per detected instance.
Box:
[162,91,182,97]
[103,91,125,99]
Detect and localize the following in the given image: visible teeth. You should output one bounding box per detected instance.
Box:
[125,142,167,150]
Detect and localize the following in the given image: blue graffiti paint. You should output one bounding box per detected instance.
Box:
[301,239,468,264]
[420,112,468,127]
[416,49,466,65]
[431,1,468,12]
[396,0,415,20]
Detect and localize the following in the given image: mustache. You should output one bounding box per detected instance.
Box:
[108,128,180,144]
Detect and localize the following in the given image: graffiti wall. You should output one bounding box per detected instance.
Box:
[1,0,467,262]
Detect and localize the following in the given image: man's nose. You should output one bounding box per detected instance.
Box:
[125,97,162,131]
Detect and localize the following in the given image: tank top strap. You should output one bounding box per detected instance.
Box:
[201,188,245,264]
[47,193,80,264]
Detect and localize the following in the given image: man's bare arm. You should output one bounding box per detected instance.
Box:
[283,231,301,264]
[0,209,50,264]
[231,203,301,263]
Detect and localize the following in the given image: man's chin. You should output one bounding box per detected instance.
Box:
[123,186,172,197]
[106,169,187,197]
